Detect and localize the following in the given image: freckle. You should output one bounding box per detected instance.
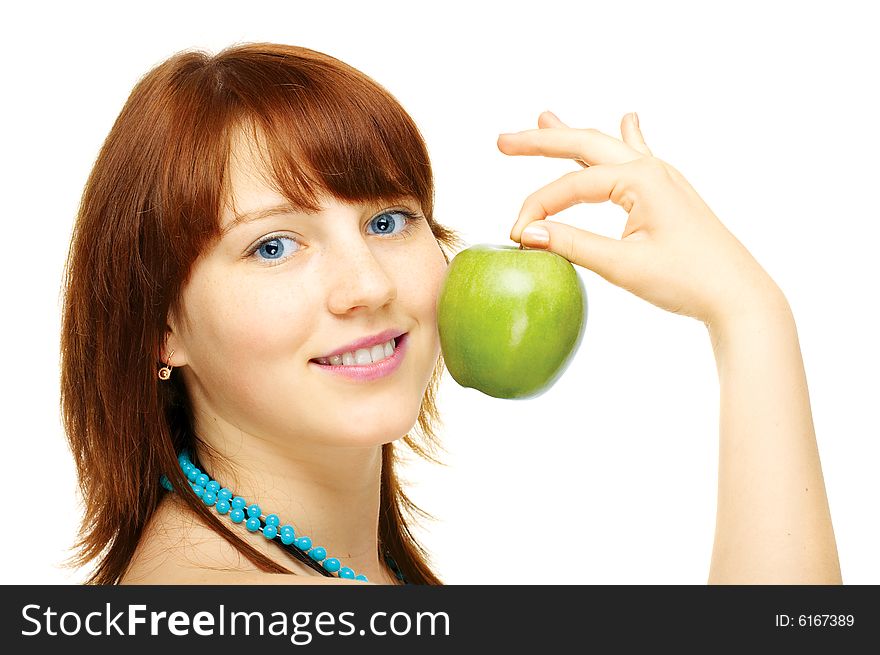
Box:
[805,487,809,492]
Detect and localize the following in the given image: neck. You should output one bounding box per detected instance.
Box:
[192,418,393,582]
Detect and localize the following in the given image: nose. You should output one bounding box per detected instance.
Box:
[324,237,397,315]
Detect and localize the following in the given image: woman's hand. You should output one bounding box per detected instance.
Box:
[497,112,787,327]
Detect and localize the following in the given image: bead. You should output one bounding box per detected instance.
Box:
[167,452,397,586]
[322,558,341,573]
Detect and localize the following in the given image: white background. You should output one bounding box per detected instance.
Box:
[2,0,877,584]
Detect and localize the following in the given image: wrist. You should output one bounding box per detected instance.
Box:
[704,281,793,347]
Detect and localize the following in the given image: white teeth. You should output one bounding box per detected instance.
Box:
[316,337,398,366]
[370,343,386,361]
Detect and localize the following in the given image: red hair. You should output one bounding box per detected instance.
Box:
[60,42,464,584]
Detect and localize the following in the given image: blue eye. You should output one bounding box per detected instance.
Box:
[248,209,422,266]
[368,211,412,236]
[254,236,297,261]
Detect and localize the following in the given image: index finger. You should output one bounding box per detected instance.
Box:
[497,127,642,166]
[510,162,635,242]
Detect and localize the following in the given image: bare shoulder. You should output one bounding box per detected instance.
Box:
[121,497,368,586]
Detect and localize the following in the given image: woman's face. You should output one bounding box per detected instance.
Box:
[169,131,448,451]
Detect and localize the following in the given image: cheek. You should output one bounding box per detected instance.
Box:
[398,240,448,325]
[183,268,314,376]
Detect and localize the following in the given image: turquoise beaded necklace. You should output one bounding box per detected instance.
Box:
[161,451,408,584]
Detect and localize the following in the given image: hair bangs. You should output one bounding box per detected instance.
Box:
[214,47,435,225]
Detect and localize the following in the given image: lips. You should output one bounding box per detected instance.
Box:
[310,328,407,361]
[309,332,409,381]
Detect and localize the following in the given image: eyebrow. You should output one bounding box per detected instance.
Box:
[221,202,302,236]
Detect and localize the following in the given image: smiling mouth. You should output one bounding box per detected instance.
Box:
[310,333,408,367]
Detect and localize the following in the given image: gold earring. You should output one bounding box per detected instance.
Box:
[158,349,175,381]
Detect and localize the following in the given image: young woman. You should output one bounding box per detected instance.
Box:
[60,42,841,585]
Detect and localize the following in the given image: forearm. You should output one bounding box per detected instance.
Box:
[706,293,841,584]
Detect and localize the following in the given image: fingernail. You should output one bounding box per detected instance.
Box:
[632,112,640,128]
[521,224,550,247]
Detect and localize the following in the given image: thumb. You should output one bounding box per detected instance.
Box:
[520,219,632,285]
[622,112,653,156]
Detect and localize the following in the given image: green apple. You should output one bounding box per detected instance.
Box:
[437,244,588,399]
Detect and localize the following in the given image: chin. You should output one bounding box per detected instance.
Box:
[297,405,417,449]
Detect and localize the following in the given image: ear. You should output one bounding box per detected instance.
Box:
[161,308,189,369]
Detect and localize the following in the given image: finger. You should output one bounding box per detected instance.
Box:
[537,111,589,168]
[509,163,632,242]
[537,110,567,129]
[621,112,653,156]
[519,219,633,289]
[497,126,641,166]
